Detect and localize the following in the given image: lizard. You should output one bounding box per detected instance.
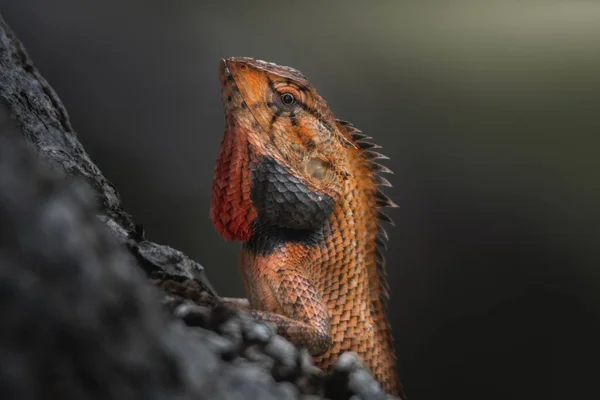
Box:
[210,57,404,397]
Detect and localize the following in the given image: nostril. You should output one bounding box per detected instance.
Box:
[240,64,248,71]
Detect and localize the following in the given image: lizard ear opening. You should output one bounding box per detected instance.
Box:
[306,158,329,180]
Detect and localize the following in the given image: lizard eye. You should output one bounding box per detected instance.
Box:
[281,93,295,105]
[270,86,302,115]
[306,158,329,179]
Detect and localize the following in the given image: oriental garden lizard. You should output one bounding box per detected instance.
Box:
[210,57,404,397]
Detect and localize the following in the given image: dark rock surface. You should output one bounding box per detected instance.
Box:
[0,11,392,400]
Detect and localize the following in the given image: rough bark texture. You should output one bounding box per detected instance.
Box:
[0,12,391,400]
[0,13,215,298]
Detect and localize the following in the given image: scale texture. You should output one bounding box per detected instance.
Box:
[210,57,403,397]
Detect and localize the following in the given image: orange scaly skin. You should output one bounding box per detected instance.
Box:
[210,57,404,397]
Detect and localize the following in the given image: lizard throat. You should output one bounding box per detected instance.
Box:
[209,120,257,241]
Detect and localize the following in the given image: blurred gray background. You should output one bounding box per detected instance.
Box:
[1,1,599,399]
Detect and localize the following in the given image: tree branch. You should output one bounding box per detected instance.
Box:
[0,12,216,300]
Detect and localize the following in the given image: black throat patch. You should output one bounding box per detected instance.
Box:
[247,155,335,255]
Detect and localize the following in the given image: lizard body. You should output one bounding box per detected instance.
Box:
[210,57,403,396]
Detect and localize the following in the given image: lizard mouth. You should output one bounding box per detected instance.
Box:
[218,58,243,97]
[221,59,231,78]
[218,58,237,97]
[218,58,268,136]
[218,58,253,119]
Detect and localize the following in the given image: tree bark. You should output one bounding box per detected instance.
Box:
[0,12,216,301]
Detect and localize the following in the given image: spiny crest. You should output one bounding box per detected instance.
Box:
[338,120,400,385]
[336,119,398,306]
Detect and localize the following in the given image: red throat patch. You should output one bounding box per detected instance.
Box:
[209,119,257,241]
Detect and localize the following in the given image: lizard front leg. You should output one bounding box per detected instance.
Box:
[235,246,332,356]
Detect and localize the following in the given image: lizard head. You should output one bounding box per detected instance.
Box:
[211,57,354,241]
